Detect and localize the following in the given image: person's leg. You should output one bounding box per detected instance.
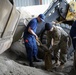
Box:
[60,52,67,67]
[60,43,67,68]
[53,45,60,63]
[72,38,76,70]
[24,38,34,66]
[25,45,33,66]
[32,37,42,62]
[72,39,76,50]
[53,45,60,67]
[32,37,38,57]
[59,37,68,69]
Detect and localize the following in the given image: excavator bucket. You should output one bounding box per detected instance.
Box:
[0,0,20,54]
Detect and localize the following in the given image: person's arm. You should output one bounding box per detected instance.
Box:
[28,27,38,39]
[49,38,53,50]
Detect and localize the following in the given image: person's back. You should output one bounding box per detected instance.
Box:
[56,26,68,37]
[47,26,68,47]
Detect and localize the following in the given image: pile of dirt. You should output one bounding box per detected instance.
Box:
[0,50,76,75]
[0,56,49,75]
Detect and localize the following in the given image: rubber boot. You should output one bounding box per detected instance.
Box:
[29,61,34,67]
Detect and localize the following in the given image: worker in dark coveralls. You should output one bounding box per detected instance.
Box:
[45,23,69,69]
[70,21,76,50]
[23,14,45,66]
[70,21,76,69]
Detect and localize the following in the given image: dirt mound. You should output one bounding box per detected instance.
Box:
[0,56,55,75]
[0,50,76,75]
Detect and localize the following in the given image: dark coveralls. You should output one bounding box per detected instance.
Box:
[70,21,76,69]
[23,18,38,66]
[70,21,76,50]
